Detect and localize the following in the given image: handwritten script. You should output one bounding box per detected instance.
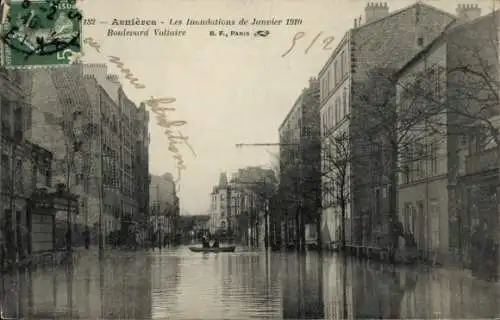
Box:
[83,37,100,52]
[108,56,146,89]
[78,37,195,186]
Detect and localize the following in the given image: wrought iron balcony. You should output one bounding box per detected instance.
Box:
[465,147,500,175]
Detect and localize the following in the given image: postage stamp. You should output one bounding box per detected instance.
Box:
[0,0,83,68]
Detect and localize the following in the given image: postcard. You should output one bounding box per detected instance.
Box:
[0,0,499,319]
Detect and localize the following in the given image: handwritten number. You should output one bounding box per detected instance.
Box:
[282,32,335,57]
[46,5,57,20]
[323,36,335,50]
[21,0,31,9]
[281,32,305,58]
[305,31,322,54]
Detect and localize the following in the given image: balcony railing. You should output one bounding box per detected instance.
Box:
[465,147,500,175]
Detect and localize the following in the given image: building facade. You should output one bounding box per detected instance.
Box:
[277,78,321,250]
[12,64,150,251]
[150,173,180,240]
[83,64,150,245]
[395,6,500,268]
[318,2,455,249]
[210,172,230,233]
[210,167,276,246]
[396,40,448,263]
[133,103,150,241]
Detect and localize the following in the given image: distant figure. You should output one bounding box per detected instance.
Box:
[83,226,90,249]
[212,238,220,248]
[202,235,210,248]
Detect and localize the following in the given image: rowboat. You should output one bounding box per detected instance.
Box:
[188,246,236,253]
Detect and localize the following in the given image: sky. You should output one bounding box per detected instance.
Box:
[79,0,477,215]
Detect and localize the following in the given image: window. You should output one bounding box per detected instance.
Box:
[321,79,326,100]
[431,140,438,174]
[438,66,446,100]
[1,154,9,191]
[322,113,326,136]
[1,98,10,137]
[343,90,347,116]
[13,106,22,133]
[333,61,338,86]
[403,203,412,232]
[326,70,331,93]
[76,173,84,185]
[1,97,9,121]
[335,99,339,124]
[340,52,345,77]
[327,106,332,133]
[15,159,23,192]
[430,203,440,248]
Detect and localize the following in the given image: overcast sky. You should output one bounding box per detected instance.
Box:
[80,0,472,215]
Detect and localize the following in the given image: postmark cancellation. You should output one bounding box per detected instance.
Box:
[0,0,83,68]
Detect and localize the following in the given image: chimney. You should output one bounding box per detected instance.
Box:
[364,2,389,24]
[309,76,318,87]
[456,4,481,21]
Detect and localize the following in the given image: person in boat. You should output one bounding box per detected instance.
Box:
[202,235,210,248]
[212,237,220,248]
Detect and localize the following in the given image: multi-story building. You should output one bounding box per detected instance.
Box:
[0,68,28,263]
[318,2,455,248]
[83,64,150,244]
[20,65,97,248]
[134,102,150,239]
[210,172,230,233]
[150,173,179,239]
[0,68,66,264]
[14,64,150,251]
[396,6,499,267]
[210,167,276,246]
[277,77,321,250]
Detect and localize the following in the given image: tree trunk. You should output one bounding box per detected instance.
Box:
[295,208,301,251]
[316,209,322,251]
[341,201,347,252]
[300,214,306,251]
[388,146,400,263]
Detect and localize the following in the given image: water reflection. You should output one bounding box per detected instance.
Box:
[350,260,417,319]
[322,255,500,319]
[1,250,153,319]
[1,248,499,319]
[281,252,324,319]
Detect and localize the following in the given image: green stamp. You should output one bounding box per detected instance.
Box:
[0,0,83,68]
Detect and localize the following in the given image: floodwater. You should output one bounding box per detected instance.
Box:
[1,247,500,319]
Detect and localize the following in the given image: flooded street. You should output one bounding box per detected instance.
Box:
[2,247,500,319]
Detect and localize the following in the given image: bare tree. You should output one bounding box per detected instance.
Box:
[343,64,450,262]
[42,108,95,251]
[321,130,352,251]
